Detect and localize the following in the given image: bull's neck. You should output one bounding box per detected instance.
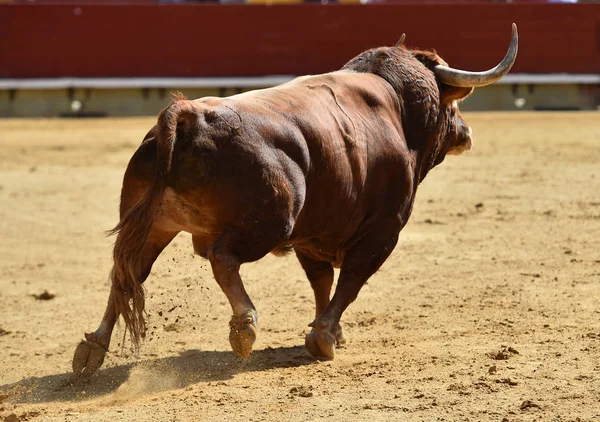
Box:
[407,124,446,185]
[415,147,445,184]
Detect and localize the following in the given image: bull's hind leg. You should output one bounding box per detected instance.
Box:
[294,250,345,356]
[306,224,401,360]
[72,228,178,376]
[72,286,118,376]
[205,226,291,358]
[207,242,257,359]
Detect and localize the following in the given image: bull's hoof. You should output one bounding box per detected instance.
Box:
[229,311,257,359]
[305,318,339,360]
[72,333,108,376]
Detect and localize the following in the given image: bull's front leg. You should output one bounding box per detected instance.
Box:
[72,286,118,376]
[307,222,401,359]
[208,247,257,359]
[295,249,345,357]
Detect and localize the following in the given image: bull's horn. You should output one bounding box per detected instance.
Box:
[395,33,406,47]
[433,23,518,88]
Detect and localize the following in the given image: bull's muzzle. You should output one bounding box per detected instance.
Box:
[447,126,473,156]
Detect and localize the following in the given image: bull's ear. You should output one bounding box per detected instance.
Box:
[440,85,474,105]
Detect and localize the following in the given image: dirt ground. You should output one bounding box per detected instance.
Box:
[0,113,599,421]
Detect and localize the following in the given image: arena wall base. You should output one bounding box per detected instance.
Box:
[0,77,598,117]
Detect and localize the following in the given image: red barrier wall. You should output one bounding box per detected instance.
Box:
[1,3,599,78]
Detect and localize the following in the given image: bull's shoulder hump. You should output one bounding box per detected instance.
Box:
[291,72,395,100]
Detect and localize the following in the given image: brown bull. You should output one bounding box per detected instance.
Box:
[73,25,518,375]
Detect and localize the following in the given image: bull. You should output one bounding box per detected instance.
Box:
[72,25,518,375]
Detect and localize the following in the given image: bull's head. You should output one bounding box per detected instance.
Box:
[426,23,518,156]
[343,24,518,175]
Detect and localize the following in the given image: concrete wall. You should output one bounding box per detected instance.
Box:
[460,84,599,112]
[1,84,598,118]
[0,87,247,117]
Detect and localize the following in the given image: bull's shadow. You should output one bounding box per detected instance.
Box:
[0,345,313,404]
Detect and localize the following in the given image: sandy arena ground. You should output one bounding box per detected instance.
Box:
[0,113,599,421]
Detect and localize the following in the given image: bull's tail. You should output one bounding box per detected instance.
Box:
[108,93,196,349]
